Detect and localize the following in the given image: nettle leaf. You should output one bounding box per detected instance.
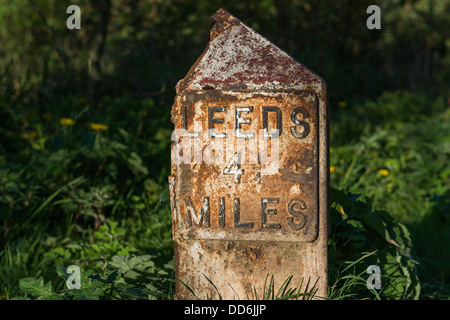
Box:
[109,255,131,272]
[109,255,156,284]
[110,255,155,273]
[19,277,61,300]
[129,255,155,270]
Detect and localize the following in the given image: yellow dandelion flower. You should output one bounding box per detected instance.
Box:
[338,101,347,108]
[90,123,108,132]
[330,165,335,173]
[22,132,37,139]
[378,169,389,176]
[60,117,75,126]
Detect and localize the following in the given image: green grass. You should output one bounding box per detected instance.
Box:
[0,89,449,300]
[329,91,450,299]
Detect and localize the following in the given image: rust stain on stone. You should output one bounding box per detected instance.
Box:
[170,8,329,300]
[176,8,326,93]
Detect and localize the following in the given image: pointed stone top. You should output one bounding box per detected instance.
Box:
[209,8,241,40]
[176,9,325,92]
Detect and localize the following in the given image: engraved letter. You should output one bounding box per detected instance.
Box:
[185,197,210,227]
[235,107,255,138]
[208,107,226,138]
[219,197,225,228]
[290,107,310,139]
[262,106,282,138]
[287,198,307,230]
[234,198,253,228]
[261,198,281,229]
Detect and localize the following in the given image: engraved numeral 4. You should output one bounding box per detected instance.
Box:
[223,153,243,183]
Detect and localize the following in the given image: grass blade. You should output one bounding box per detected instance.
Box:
[202,273,222,300]
[29,176,85,220]
[176,277,197,299]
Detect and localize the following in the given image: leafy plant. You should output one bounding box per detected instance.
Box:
[18,277,62,300]
[14,254,174,300]
[328,188,420,300]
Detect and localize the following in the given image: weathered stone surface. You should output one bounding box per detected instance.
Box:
[169,8,329,300]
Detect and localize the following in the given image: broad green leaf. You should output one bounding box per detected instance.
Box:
[19,277,61,300]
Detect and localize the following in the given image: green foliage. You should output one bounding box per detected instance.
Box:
[0,95,174,298]
[329,91,449,299]
[18,277,61,300]
[14,254,174,300]
[328,188,420,300]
